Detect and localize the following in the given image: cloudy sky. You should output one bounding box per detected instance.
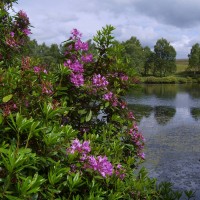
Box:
[15,0,200,58]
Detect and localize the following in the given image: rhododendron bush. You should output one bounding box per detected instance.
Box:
[0,1,191,199]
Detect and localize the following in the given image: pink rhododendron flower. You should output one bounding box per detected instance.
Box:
[6,37,18,48]
[68,60,84,73]
[42,82,53,95]
[18,10,28,18]
[92,74,109,88]
[138,152,145,160]
[10,32,15,37]
[22,28,31,35]
[70,73,84,87]
[120,101,127,109]
[33,66,41,73]
[75,39,88,51]
[103,92,113,101]
[87,155,113,177]
[81,54,93,63]
[120,75,129,81]
[128,111,135,119]
[71,28,82,39]
[67,139,91,155]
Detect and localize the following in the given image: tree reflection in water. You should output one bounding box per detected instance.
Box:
[154,106,176,125]
[190,107,200,121]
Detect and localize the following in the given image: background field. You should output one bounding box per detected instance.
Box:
[176,59,188,73]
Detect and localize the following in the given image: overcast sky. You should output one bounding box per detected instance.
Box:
[15,0,200,58]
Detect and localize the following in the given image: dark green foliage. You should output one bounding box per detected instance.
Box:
[154,38,176,77]
[122,37,145,74]
[188,43,200,74]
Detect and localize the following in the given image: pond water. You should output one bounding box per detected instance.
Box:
[126,84,200,198]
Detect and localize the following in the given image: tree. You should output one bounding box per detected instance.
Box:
[154,38,176,77]
[143,46,154,76]
[188,43,200,74]
[122,37,145,74]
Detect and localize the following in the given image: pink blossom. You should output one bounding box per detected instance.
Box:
[70,73,84,87]
[67,139,91,155]
[68,60,84,73]
[42,82,53,95]
[87,155,113,177]
[103,92,113,101]
[120,101,127,109]
[128,111,135,119]
[120,75,129,81]
[75,39,88,51]
[33,66,41,73]
[10,32,15,37]
[6,37,18,48]
[92,74,109,88]
[115,164,125,180]
[138,152,145,160]
[22,28,31,35]
[71,28,82,39]
[81,54,93,63]
[43,69,48,74]
[18,10,28,18]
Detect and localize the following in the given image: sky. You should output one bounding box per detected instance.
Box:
[15,0,200,58]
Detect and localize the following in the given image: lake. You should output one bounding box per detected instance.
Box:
[126,84,200,198]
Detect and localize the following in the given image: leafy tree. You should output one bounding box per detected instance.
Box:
[154,38,176,77]
[122,37,145,74]
[25,39,62,70]
[0,0,31,67]
[188,43,200,74]
[143,46,154,76]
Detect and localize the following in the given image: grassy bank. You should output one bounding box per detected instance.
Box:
[140,59,200,84]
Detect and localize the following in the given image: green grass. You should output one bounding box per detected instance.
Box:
[176,59,188,73]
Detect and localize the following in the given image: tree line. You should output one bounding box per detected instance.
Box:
[25,37,200,77]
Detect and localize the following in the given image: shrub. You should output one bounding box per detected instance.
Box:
[0,1,193,199]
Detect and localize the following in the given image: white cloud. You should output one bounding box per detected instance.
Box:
[15,0,200,58]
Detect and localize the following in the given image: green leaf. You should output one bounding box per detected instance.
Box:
[0,114,3,124]
[86,110,92,122]
[105,102,110,108]
[3,94,13,103]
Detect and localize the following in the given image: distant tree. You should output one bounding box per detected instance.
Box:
[25,40,62,70]
[154,38,176,77]
[143,46,154,76]
[122,37,145,74]
[188,43,200,74]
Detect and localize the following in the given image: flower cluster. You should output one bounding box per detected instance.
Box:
[103,92,118,107]
[92,74,109,88]
[129,124,145,159]
[5,10,31,50]
[64,29,93,87]
[75,39,88,51]
[86,155,113,177]
[64,60,84,73]
[67,139,114,177]
[115,164,125,180]
[1,102,17,117]
[33,66,48,74]
[42,81,53,95]
[67,139,91,155]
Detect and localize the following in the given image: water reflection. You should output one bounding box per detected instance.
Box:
[126,84,200,197]
[142,84,177,99]
[190,107,200,121]
[128,104,153,122]
[128,104,176,126]
[154,106,176,125]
